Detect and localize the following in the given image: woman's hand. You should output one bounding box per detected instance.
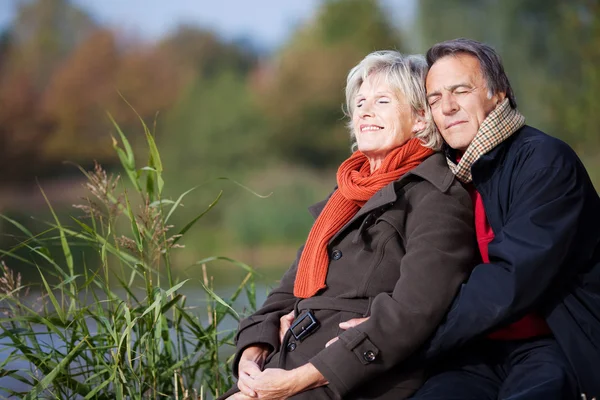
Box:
[226,393,255,400]
[240,363,328,400]
[325,317,369,347]
[278,311,295,345]
[237,344,270,397]
[241,368,296,399]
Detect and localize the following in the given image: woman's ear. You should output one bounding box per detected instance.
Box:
[411,112,427,134]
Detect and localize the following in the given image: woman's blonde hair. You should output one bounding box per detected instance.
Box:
[345,50,442,151]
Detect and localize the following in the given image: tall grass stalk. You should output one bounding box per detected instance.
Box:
[0,114,257,399]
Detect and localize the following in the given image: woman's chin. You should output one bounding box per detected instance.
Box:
[357,143,379,154]
[358,146,390,159]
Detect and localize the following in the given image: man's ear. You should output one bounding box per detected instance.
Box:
[412,112,427,134]
[492,91,506,105]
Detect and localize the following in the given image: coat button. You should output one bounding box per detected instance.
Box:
[331,249,342,260]
[363,350,376,362]
[287,342,297,352]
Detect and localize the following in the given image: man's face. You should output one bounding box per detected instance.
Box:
[425,54,504,152]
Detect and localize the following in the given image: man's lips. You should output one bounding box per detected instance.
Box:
[445,120,467,129]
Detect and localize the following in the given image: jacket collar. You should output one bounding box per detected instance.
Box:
[307,152,454,221]
[442,125,526,186]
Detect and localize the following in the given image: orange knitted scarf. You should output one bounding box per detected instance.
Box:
[294,138,434,298]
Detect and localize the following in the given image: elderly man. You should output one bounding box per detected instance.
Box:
[405,38,600,399]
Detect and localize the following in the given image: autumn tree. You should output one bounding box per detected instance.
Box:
[40,28,182,163]
[0,0,185,180]
[0,0,97,182]
[8,0,96,88]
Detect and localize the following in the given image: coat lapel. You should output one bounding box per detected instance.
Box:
[327,183,399,245]
[306,153,454,245]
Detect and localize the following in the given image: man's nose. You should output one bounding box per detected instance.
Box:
[441,95,459,115]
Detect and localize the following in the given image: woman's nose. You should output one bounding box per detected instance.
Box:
[360,102,375,118]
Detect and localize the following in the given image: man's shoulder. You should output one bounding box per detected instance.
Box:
[510,125,572,154]
[504,125,580,171]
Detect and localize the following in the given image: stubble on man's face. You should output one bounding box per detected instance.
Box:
[425,54,503,152]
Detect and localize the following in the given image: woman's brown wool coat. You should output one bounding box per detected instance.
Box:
[232,153,476,399]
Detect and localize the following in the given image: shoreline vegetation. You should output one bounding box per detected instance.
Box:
[0,114,259,399]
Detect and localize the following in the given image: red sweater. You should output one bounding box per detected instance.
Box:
[466,184,551,340]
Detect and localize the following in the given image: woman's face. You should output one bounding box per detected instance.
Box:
[352,74,423,170]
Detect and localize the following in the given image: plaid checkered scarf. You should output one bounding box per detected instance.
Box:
[447,99,525,183]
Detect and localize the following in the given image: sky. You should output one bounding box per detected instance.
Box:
[0,0,417,50]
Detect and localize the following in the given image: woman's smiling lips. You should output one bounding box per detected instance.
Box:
[360,124,383,132]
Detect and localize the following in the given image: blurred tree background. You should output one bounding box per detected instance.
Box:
[1,0,598,283]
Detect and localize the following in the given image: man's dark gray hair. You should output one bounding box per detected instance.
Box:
[426,38,517,109]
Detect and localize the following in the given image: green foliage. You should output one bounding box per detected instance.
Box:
[548,2,600,152]
[162,69,268,184]
[257,0,404,168]
[225,165,334,249]
[417,0,600,187]
[156,69,273,261]
[0,118,258,399]
[158,26,256,79]
[316,0,400,49]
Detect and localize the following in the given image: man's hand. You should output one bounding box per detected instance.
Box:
[279,311,295,345]
[237,345,270,398]
[325,317,369,347]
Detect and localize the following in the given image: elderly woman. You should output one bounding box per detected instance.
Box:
[222,51,475,400]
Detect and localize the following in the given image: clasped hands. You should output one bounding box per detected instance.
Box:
[232,344,301,400]
[229,312,368,400]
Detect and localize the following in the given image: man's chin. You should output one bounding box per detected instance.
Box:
[442,135,473,152]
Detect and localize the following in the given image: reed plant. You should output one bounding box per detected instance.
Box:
[0,113,258,399]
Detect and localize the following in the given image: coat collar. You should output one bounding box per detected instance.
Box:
[307,152,454,221]
[401,152,455,193]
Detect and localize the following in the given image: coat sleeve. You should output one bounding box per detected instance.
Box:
[422,159,587,359]
[231,246,302,377]
[309,183,476,397]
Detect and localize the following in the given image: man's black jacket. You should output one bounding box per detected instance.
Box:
[424,125,600,397]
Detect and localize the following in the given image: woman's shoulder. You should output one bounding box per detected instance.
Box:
[400,152,455,193]
[398,153,471,210]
